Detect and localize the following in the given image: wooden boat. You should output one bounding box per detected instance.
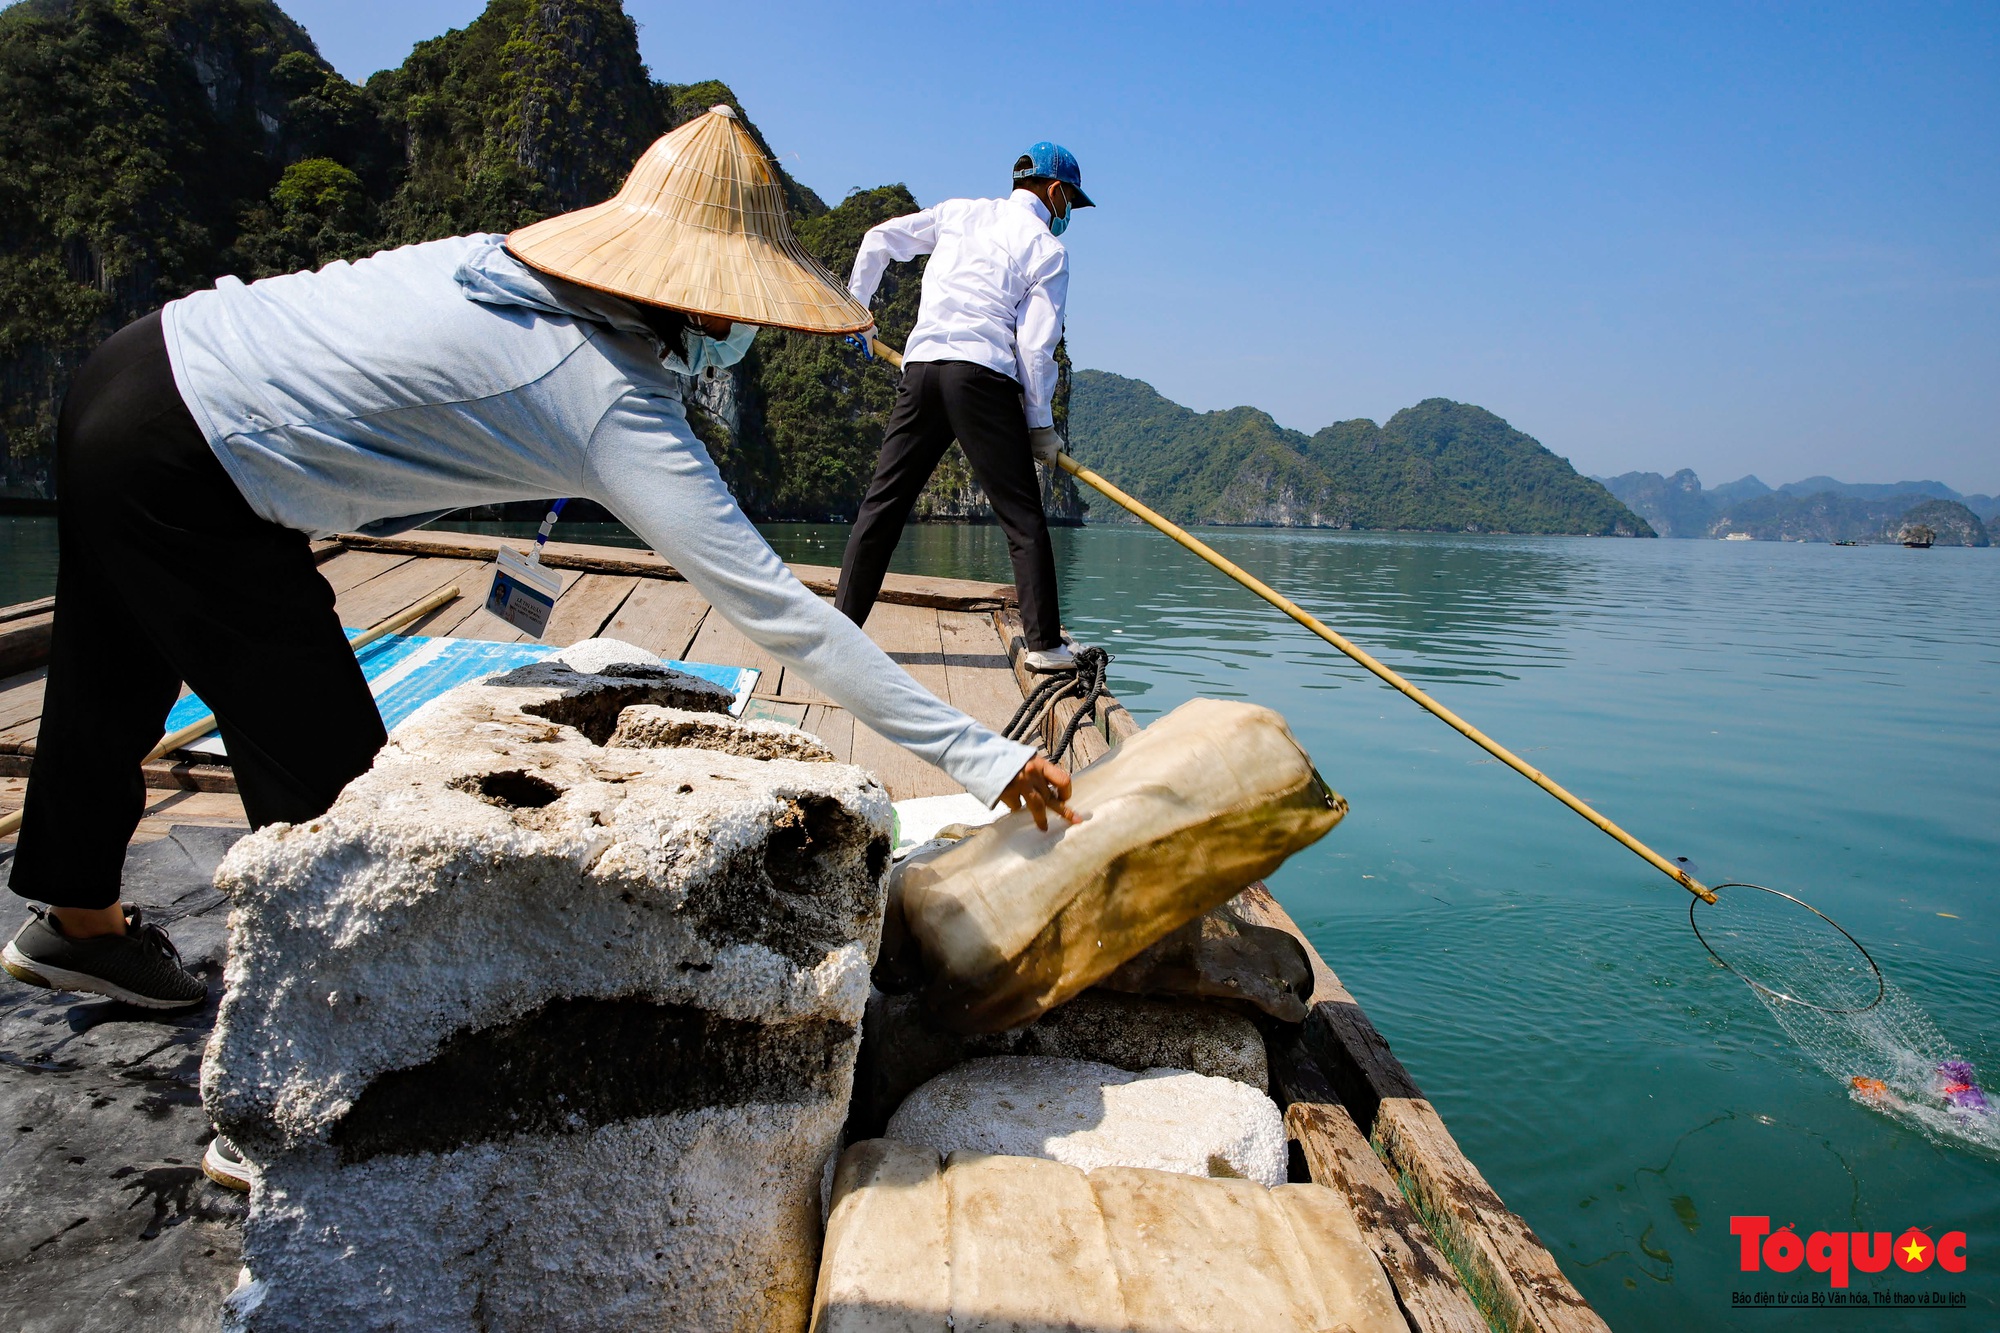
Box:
[1901,524,1935,548]
[0,530,1607,1332]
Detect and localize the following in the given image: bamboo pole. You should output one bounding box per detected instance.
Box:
[866,336,1714,903]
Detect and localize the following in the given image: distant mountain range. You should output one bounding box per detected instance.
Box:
[1596,470,1994,545]
[1068,371,1652,536]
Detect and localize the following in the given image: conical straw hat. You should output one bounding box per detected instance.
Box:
[507,105,872,334]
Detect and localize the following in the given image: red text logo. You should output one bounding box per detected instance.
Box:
[1732,1217,1968,1289]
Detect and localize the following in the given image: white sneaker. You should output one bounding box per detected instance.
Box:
[203,1134,253,1193]
[1023,645,1077,673]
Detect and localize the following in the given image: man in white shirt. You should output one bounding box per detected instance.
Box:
[837,142,1093,673]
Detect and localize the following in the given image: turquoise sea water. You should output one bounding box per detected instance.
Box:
[8,516,1995,1327]
[754,521,1999,1331]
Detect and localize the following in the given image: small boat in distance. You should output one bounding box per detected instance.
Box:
[1902,523,1936,549]
[1725,531,1754,541]
[1834,539,1863,546]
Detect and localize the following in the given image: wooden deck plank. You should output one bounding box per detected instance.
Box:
[850,718,959,800]
[0,670,46,735]
[333,555,487,631]
[543,574,640,646]
[602,580,711,659]
[370,558,507,640]
[1373,1099,1610,1333]
[126,788,249,844]
[845,603,962,800]
[1285,1099,1489,1333]
[315,548,415,595]
[0,776,247,847]
[687,604,783,688]
[939,610,1027,732]
[800,704,854,764]
[0,611,53,677]
[862,603,950,697]
[0,596,55,624]
[338,531,1014,612]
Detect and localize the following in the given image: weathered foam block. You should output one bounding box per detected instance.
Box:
[203,643,893,1332]
[884,1055,1288,1186]
[610,703,838,763]
[1096,894,1315,1022]
[894,698,1346,1033]
[811,1140,1405,1333]
[850,989,1268,1140]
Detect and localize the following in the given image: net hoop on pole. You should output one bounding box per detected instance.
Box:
[1690,883,1885,1014]
[866,334,1719,903]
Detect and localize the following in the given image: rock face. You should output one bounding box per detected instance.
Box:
[884,1056,1288,1187]
[202,642,893,1332]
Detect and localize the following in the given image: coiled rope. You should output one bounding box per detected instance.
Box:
[1001,646,1112,766]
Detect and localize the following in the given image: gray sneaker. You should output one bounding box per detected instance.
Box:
[2,905,206,1009]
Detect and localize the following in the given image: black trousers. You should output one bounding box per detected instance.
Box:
[9,312,386,910]
[835,360,1061,649]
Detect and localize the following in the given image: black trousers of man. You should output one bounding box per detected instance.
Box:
[835,360,1062,650]
[8,312,386,911]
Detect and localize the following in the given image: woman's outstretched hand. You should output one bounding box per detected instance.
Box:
[999,755,1080,831]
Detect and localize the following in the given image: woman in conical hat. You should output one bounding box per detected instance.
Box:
[4,106,1076,1023]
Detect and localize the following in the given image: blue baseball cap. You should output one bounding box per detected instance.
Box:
[1013,142,1095,207]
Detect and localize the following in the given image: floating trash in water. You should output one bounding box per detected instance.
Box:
[1936,1060,1991,1114]
[1753,980,2000,1156]
[1689,883,1997,1154]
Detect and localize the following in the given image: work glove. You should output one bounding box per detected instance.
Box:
[1028,427,1064,467]
[845,327,876,360]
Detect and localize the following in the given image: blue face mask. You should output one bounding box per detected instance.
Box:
[1049,201,1071,237]
[665,320,757,378]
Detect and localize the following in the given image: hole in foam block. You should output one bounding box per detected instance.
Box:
[482,661,734,745]
[456,770,566,810]
[677,796,892,968]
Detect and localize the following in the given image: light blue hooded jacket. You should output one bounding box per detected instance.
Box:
[161,233,1032,804]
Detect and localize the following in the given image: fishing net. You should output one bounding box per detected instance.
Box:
[1690,883,1883,1014]
[1693,883,1999,1155]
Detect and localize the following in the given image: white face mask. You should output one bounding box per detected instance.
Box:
[665,321,757,378]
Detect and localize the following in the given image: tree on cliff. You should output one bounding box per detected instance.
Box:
[0,0,1078,524]
[0,0,357,481]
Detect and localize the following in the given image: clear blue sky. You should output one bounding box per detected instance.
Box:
[287,1,1999,493]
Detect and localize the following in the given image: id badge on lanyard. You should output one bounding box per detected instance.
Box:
[486,499,567,638]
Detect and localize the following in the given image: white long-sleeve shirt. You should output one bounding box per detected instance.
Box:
[848,190,1069,428]
[160,235,1034,805]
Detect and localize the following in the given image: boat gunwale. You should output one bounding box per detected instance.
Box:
[0,531,1605,1331]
